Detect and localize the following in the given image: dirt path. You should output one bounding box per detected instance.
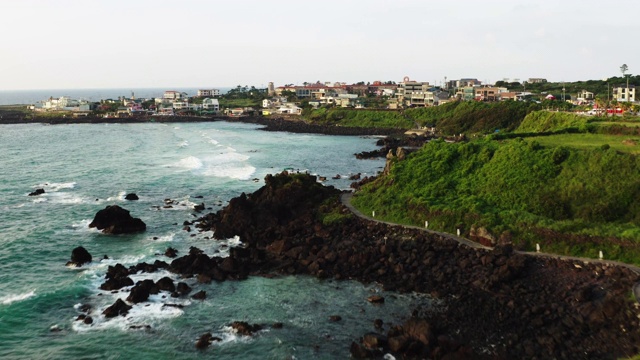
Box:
[341,192,640,276]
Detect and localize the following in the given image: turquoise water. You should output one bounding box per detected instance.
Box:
[0,122,429,359]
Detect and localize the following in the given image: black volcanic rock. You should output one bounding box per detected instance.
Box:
[89,205,146,234]
[120,170,640,359]
[67,246,92,267]
[102,299,132,318]
[28,188,45,196]
[124,193,139,200]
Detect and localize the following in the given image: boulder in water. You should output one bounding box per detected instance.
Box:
[89,205,146,234]
[28,188,45,196]
[124,193,139,201]
[102,299,132,318]
[66,246,92,267]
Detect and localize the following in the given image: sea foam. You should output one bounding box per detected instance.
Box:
[1,290,36,305]
[171,156,204,170]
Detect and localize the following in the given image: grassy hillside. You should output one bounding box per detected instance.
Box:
[515,111,594,133]
[305,108,415,129]
[406,100,541,135]
[352,139,640,263]
[304,101,541,133]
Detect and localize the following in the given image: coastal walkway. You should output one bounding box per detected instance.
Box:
[341,192,640,277]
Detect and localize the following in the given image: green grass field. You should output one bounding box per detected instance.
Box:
[524,133,640,154]
[597,121,640,128]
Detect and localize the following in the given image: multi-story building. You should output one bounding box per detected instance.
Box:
[197,89,220,97]
[613,85,636,102]
[396,80,432,106]
[474,86,505,101]
[202,98,219,111]
[163,91,187,101]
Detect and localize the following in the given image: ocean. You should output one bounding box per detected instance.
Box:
[0,121,430,359]
[0,88,232,106]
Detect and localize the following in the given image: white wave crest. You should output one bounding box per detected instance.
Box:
[106,191,127,202]
[35,182,77,192]
[171,156,204,170]
[1,290,36,305]
[203,165,256,180]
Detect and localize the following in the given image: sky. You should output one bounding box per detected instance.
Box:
[0,0,638,90]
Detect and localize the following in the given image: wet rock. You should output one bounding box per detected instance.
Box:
[156,277,175,293]
[329,315,342,322]
[102,299,132,318]
[165,247,178,258]
[126,279,158,303]
[89,205,146,234]
[29,188,45,196]
[367,295,384,304]
[67,246,92,267]
[176,282,192,296]
[196,332,214,349]
[229,321,263,336]
[362,333,387,350]
[124,193,139,201]
[191,290,206,300]
[350,341,374,359]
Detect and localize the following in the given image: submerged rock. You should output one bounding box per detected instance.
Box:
[89,205,146,234]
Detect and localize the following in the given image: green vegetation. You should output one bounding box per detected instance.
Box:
[515,111,593,133]
[302,100,546,132]
[405,100,542,135]
[219,98,261,108]
[353,139,640,264]
[525,133,640,154]
[304,108,415,128]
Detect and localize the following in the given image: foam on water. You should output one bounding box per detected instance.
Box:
[170,156,204,171]
[105,191,127,202]
[178,140,189,148]
[73,263,194,333]
[35,182,77,192]
[150,232,176,243]
[1,290,36,305]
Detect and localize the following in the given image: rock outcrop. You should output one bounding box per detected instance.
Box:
[28,188,45,196]
[125,172,640,359]
[124,193,139,200]
[89,205,146,234]
[66,246,92,267]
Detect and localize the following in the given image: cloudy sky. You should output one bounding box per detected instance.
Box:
[1,0,637,90]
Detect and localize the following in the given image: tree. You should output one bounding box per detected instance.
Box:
[621,64,629,76]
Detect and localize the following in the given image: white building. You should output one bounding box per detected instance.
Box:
[163,91,187,101]
[613,85,636,102]
[202,98,219,112]
[197,89,220,97]
[276,104,302,115]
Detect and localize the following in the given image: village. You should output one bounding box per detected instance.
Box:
[26,75,639,118]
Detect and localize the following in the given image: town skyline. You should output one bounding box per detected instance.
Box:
[1,0,638,90]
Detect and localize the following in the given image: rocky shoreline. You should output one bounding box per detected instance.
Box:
[84,172,640,359]
[0,113,405,136]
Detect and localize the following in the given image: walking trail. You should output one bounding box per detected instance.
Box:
[341,192,640,279]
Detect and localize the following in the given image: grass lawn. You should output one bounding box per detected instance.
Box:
[219,99,261,108]
[523,133,640,154]
[596,121,640,128]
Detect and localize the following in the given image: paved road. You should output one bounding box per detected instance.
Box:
[341,192,640,276]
